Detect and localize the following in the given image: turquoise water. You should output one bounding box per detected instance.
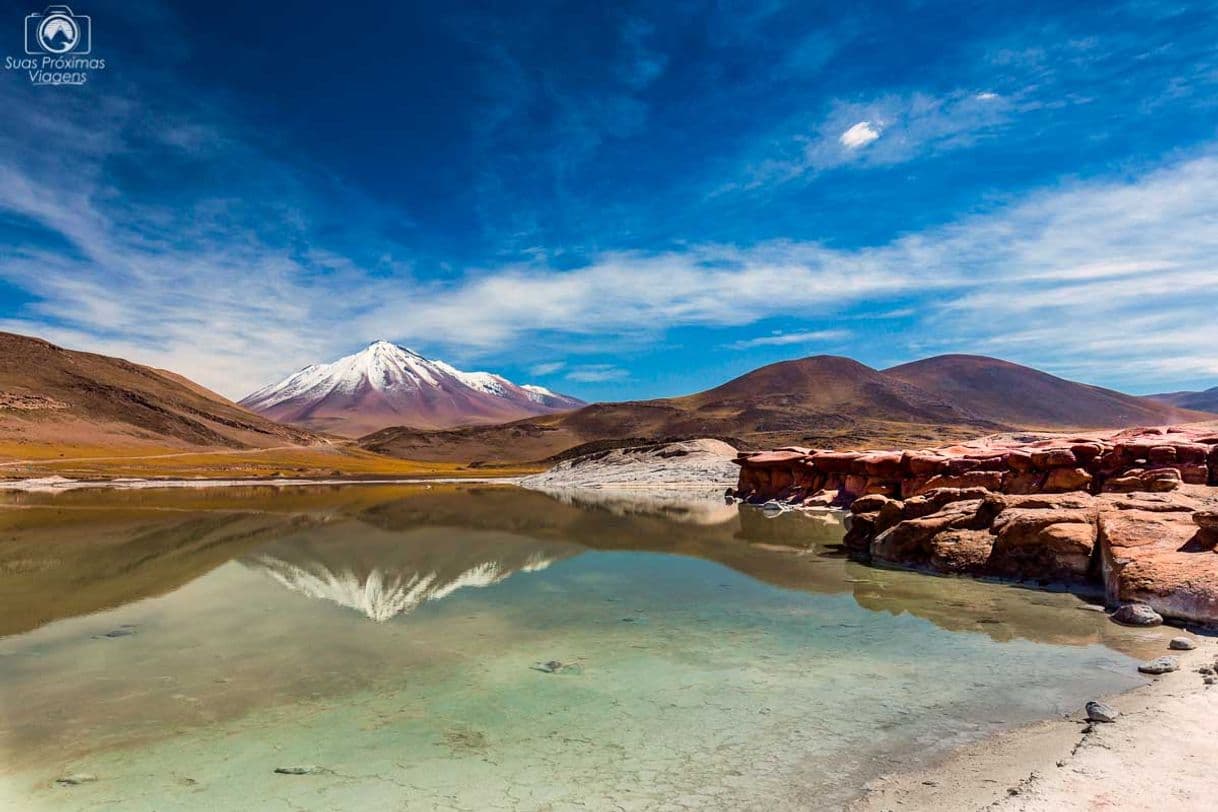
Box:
[0,485,1170,810]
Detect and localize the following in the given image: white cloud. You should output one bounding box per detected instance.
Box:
[528,361,566,376]
[740,89,1017,185]
[839,121,881,149]
[728,329,851,350]
[565,365,628,382]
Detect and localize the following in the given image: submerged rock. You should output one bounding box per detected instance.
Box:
[531,660,581,674]
[1169,636,1197,651]
[1084,700,1119,723]
[274,766,325,775]
[54,774,97,786]
[1137,656,1180,675]
[1110,604,1163,627]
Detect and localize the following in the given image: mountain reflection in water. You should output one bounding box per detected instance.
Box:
[0,483,1161,649]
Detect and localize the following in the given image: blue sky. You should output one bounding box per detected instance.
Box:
[1,0,1218,400]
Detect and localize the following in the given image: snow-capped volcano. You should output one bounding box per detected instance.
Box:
[239,340,584,437]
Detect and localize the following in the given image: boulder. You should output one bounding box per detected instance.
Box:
[860,452,904,479]
[875,499,905,534]
[842,511,877,560]
[1031,448,1077,469]
[862,479,899,497]
[901,487,996,519]
[998,493,1097,511]
[946,457,981,475]
[1110,603,1163,626]
[1169,636,1197,651]
[738,450,806,467]
[927,529,994,575]
[810,451,860,474]
[850,494,895,515]
[1071,443,1105,464]
[1043,467,1093,493]
[1100,510,1218,624]
[872,498,1002,567]
[1137,656,1179,675]
[842,474,869,497]
[1102,468,1182,493]
[1100,492,1197,513]
[1148,446,1178,465]
[907,470,1004,497]
[989,509,1097,580]
[1084,700,1119,723]
[55,774,98,786]
[1178,463,1210,485]
[905,452,949,475]
[1175,444,1209,464]
[1007,450,1035,471]
[1005,471,1045,494]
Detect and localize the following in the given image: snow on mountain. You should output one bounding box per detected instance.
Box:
[239,340,585,437]
[247,551,559,622]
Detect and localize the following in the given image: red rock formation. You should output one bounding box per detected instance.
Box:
[732,426,1218,504]
[731,426,1218,625]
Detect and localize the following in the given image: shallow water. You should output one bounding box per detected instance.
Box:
[0,484,1174,810]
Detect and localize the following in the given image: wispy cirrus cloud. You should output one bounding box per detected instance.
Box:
[727,330,851,350]
[528,361,567,377]
[739,89,1014,186]
[565,364,629,383]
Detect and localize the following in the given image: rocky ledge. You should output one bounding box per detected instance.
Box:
[730,426,1218,625]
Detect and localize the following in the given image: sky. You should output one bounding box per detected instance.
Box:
[1,0,1218,401]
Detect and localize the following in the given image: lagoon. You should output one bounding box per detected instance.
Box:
[0,484,1171,810]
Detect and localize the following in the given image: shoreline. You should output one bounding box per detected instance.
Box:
[850,641,1216,810]
[0,474,523,493]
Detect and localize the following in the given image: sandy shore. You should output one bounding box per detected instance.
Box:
[852,638,1217,811]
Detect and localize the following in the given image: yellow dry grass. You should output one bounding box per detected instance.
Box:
[0,441,542,480]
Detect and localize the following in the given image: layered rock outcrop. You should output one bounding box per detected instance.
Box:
[731,426,1218,625]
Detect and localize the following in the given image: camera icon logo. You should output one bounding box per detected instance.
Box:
[25,5,91,55]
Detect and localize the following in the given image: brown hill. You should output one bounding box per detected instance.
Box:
[361,355,1003,464]
[883,354,1208,428]
[1148,386,1218,414]
[0,332,319,451]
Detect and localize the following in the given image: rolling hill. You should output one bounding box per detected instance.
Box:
[362,354,1210,464]
[361,355,1001,464]
[0,331,318,450]
[883,354,1203,428]
[1147,386,1218,414]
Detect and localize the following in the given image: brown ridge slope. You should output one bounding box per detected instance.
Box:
[361,356,1004,464]
[0,332,319,451]
[1148,386,1218,414]
[884,354,1213,428]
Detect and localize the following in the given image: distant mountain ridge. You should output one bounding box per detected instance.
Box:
[363,354,1211,464]
[239,340,585,436]
[1148,386,1218,414]
[2,330,1209,468]
[883,354,1203,428]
